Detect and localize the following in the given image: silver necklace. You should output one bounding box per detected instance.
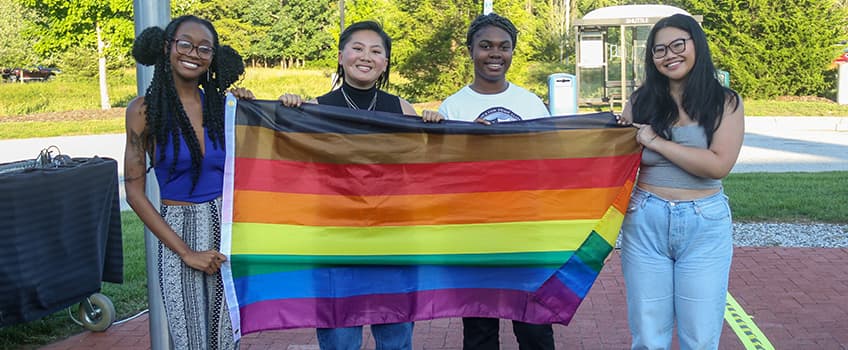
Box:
[341,86,378,111]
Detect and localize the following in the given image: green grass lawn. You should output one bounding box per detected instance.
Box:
[2,67,847,140]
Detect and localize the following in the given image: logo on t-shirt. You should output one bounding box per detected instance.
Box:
[476,107,523,124]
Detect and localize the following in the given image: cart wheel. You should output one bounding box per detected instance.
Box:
[76,293,116,332]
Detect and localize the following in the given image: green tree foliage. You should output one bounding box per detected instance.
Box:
[0,0,39,67]
[682,0,848,98]
[16,0,135,72]
[185,0,336,69]
[387,0,477,101]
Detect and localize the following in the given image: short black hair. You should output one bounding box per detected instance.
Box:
[333,20,392,90]
[466,13,518,49]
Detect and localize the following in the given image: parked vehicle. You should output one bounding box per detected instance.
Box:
[4,67,57,82]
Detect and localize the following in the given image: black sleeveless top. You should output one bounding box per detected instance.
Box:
[316,82,404,114]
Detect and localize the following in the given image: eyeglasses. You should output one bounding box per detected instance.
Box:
[173,39,214,60]
[651,37,691,59]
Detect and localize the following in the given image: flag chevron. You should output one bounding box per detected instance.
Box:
[221,96,640,338]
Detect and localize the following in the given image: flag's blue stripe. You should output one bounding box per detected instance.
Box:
[234,265,559,304]
[555,255,601,299]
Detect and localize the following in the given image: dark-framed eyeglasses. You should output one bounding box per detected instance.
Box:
[651,37,692,59]
[173,39,214,60]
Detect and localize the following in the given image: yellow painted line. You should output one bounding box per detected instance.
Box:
[725,293,774,350]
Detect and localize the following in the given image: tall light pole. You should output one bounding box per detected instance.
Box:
[340,0,345,32]
[133,1,172,349]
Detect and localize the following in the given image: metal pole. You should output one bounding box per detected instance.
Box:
[133,1,171,349]
[339,0,345,33]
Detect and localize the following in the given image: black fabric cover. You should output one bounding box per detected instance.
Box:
[0,157,123,327]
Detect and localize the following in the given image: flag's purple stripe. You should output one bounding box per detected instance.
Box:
[533,274,584,324]
[238,287,583,334]
[234,265,560,305]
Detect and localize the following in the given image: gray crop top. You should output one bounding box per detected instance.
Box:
[638,124,722,189]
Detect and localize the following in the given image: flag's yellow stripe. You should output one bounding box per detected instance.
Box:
[231,220,598,256]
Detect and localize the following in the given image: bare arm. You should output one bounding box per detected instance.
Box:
[123,98,225,274]
[637,96,745,179]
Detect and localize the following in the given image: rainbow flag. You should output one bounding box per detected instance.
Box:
[220,96,640,339]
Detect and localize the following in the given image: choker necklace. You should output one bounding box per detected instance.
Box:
[341,85,378,111]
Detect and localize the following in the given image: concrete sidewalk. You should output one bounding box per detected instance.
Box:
[41,247,848,349]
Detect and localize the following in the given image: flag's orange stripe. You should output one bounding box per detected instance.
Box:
[233,187,624,227]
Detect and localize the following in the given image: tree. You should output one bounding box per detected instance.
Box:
[683,0,848,98]
[0,0,39,68]
[17,0,134,108]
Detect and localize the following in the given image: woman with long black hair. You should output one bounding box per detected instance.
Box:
[618,14,744,349]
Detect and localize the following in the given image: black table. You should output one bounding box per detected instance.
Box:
[0,157,123,327]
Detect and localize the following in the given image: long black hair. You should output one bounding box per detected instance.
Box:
[332,21,392,90]
[631,14,739,145]
[132,15,244,192]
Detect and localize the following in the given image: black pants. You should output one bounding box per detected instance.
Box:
[462,317,555,350]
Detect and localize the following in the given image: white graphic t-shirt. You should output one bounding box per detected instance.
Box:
[438,83,550,122]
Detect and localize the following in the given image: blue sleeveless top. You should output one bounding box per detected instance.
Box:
[153,92,225,203]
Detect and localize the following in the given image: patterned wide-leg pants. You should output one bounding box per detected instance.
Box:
[159,198,237,350]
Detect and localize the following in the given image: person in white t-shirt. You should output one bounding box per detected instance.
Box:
[425,12,556,350]
[425,13,549,125]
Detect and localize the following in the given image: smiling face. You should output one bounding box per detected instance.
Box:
[469,25,513,89]
[169,20,215,82]
[338,29,388,89]
[651,27,695,83]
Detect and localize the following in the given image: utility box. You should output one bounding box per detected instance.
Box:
[548,73,578,116]
[839,63,848,105]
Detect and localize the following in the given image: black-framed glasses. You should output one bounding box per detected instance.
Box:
[651,37,691,59]
[173,39,214,60]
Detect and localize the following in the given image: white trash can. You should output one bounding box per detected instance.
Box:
[838,63,848,105]
[548,73,578,116]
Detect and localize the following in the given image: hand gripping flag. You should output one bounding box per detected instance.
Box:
[220,95,640,339]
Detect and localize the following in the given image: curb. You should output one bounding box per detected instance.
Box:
[745,116,848,131]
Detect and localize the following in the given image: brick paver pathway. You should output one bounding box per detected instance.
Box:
[41,247,848,350]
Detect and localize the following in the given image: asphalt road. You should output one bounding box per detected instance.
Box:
[1,116,846,210]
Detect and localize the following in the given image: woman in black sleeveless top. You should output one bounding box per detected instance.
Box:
[231,21,438,350]
[270,21,442,123]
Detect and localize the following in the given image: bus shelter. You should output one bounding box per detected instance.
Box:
[574,5,701,107]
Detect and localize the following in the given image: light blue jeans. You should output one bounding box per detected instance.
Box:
[620,187,733,350]
[316,322,413,350]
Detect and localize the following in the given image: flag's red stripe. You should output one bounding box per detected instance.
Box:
[234,154,640,196]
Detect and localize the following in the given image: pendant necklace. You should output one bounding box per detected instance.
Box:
[341,85,378,111]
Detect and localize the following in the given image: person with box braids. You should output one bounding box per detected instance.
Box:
[124,15,245,349]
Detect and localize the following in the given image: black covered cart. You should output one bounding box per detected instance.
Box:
[0,156,123,331]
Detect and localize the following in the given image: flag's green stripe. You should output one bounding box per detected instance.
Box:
[229,251,575,279]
